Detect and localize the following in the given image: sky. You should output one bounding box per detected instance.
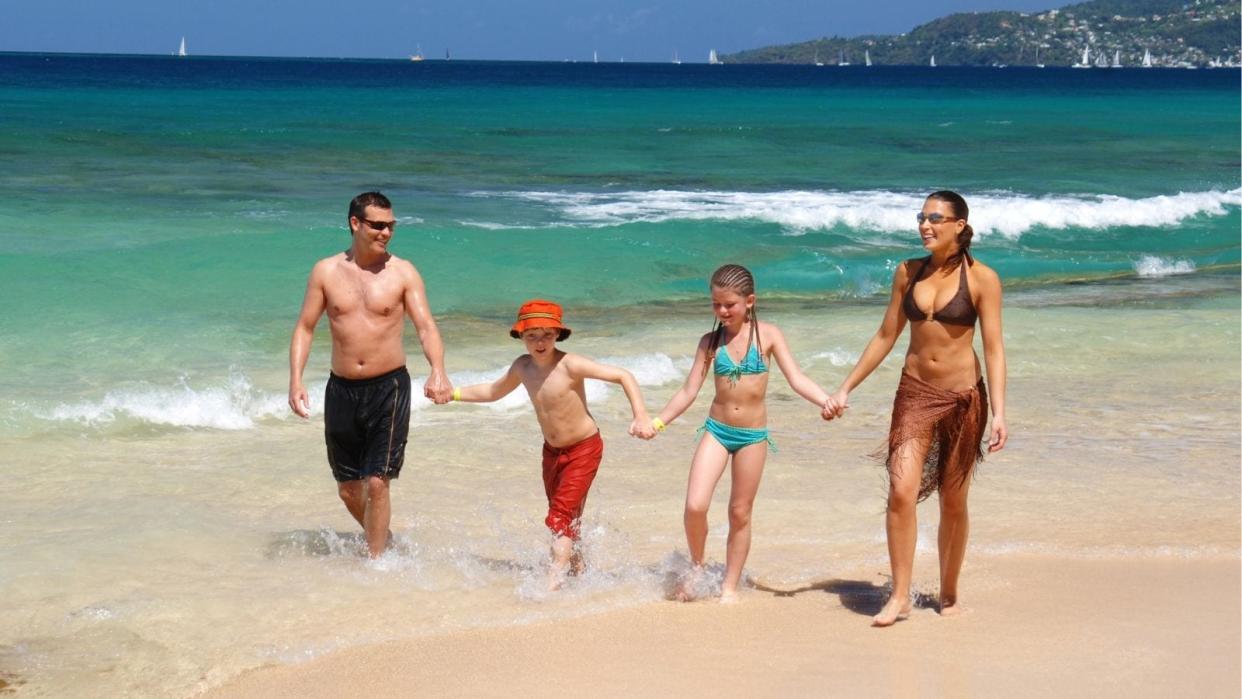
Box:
[2,0,1060,62]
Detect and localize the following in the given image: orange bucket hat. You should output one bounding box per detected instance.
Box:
[510,299,572,341]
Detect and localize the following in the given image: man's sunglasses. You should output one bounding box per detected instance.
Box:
[358,217,397,231]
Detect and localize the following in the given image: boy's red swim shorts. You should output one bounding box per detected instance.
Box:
[541,432,603,540]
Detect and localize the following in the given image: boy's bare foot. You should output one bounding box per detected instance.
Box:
[871,597,912,627]
[719,589,740,605]
[547,565,567,592]
[676,565,705,602]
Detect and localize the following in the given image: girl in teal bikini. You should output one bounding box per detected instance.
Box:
[652,264,835,602]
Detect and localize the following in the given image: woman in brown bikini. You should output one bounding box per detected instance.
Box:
[825,190,1008,626]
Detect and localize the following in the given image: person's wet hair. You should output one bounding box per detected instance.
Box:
[348,191,393,229]
[705,264,762,376]
[926,190,974,267]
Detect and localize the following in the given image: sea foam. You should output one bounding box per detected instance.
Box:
[482,187,1242,239]
[1134,255,1196,278]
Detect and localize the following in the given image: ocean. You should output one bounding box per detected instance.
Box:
[0,53,1238,696]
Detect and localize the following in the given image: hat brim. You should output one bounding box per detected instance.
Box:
[510,318,571,341]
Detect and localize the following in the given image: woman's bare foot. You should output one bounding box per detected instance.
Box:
[719,589,740,605]
[939,596,966,617]
[871,596,912,627]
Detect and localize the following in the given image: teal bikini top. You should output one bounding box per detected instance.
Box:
[714,340,768,384]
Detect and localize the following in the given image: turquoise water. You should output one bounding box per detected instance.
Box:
[0,55,1238,423]
[0,55,1238,696]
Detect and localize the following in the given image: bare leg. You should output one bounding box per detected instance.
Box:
[338,481,366,526]
[720,441,767,603]
[548,535,575,590]
[874,438,929,627]
[362,475,391,559]
[680,436,730,601]
[937,472,972,616]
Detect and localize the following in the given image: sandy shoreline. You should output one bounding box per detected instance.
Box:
[206,554,1240,698]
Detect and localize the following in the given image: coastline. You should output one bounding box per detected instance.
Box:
[206,553,1241,698]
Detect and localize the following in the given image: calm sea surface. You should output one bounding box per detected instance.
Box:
[0,54,1238,695]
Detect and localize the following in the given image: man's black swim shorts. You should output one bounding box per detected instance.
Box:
[323,366,411,482]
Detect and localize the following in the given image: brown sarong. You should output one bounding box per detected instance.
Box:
[877,371,988,503]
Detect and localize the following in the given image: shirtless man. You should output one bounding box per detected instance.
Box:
[288,191,452,559]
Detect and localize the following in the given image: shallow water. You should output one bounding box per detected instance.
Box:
[0,55,1238,696]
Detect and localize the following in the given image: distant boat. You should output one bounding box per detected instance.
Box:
[1094,50,1109,67]
[177,37,187,57]
[929,54,936,68]
[593,50,598,64]
[410,44,424,62]
[1142,48,1153,68]
[865,49,872,67]
[1034,46,1044,68]
[1072,45,1090,68]
[445,49,451,61]
[708,49,721,65]
[838,50,850,66]
[1111,49,1121,68]
[672,50,681,65]
[814,49,824,67]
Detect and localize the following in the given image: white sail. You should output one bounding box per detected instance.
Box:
[1072,45,1090,68]
[814,49,823,66]
[672,50,681,64]
[1143,49,1153,67]
[838,50,849,66]
[593,50,598,64]
[865,49,872,67]
[178,37,186,57]
[1112,50,1121,68]
[929,54,936,68]
[1035,46,1044,68]
[709,49,720,65]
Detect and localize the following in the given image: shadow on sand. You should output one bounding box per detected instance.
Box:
[750,577,938,616]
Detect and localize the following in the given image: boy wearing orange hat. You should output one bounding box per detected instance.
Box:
[451,300,655,589]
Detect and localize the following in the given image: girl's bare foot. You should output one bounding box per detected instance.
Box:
[719,589,740,605]
[871,596,912,627]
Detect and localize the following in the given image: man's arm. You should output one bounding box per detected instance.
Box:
[289,262,328,418]
[402,262,452,404]
[565,355,654,439]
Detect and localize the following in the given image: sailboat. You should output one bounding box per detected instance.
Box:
[929,54,936,68]
[177,37,187,57]
[814,49,824,67]
[1142,48,1153,68]
[409,44,424,61]
[709,49,720,65]
[593,50,598,64]
[1034,46,1044,68]
[1072,45,1090,68]
[1111,50,1121,68]
[838,50,850,66]
[865,49,872,67]
[671,50,681,65]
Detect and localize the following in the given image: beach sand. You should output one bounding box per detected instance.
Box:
[208,554,1240,698]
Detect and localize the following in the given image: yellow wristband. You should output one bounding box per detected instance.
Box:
[452,387,462,402]
[652,417,667,432]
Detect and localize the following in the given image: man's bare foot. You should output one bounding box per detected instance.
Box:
[871,597,912,627]
[719,589,740,605]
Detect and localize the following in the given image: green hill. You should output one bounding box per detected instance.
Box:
[723,0,1240,67]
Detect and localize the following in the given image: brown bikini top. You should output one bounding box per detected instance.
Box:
[901,257,978,327]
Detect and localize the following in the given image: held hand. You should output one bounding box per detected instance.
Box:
[629,417,656,440]
[988,416,1008,452]
[288,385,310,418]
[424,370,453,405]
[822,389,849,420]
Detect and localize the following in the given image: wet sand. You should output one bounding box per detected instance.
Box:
[208,554,1240,698]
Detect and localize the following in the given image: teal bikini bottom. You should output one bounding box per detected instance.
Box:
[699,417,776,454]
